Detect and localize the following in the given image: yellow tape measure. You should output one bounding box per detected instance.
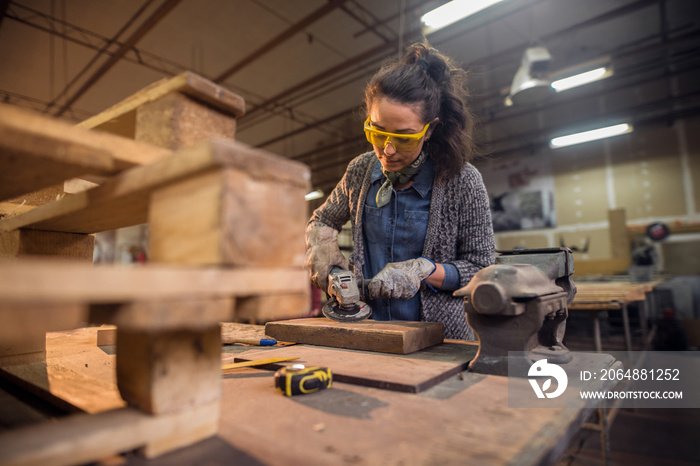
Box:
[274,364,332,396]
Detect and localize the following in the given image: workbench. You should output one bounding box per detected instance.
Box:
[569,278,665,351]
[0,325,619,465]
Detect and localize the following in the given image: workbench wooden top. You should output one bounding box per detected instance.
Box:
[2,326,615,465]
[571,278,665,308]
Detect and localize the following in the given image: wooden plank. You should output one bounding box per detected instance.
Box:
[0,104,114,202]
[0,103,171,202]
[0,361,125,414]
[98,322,293,347]
[0,138,309,235]
[265,318,444,354]
[89,297,234,332]
[608,208,630,259]
[0,202,34,217]
[0,401,219,466]
[79,72,245,134]
[0,303,87,345]
[0,259,308,305]
[0,230,94,261]
[234,342,476,393]
[0,333,46,366]
[220,322,278,345]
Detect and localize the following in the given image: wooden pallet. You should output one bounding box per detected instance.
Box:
[0,73,310,465]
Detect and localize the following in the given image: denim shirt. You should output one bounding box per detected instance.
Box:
[362,157,460,321]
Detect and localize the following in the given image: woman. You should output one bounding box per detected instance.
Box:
[305,42,495,339]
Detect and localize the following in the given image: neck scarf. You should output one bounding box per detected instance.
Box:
[376,151,428,208]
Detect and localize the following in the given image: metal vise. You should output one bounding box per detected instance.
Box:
[455,247,576,376]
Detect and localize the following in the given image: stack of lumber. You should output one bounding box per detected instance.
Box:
[0,72,310,465]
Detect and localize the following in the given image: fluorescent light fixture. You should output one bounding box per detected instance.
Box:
[305,189,324,201]
[551,66,613,92]
[421,0,504,33]
[550,123,633,148]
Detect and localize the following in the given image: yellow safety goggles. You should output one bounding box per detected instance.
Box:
[364,117,430,152]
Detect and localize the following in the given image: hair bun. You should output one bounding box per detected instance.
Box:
[405,43,449,84]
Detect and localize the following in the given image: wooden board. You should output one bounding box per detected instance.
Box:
[0,103,172,202]
[0,137,309,235]
[220,322,267,344]
[0,402,219,465]
[0,259,307,306]
[233,342,477,393]
[265,318,444,354]
[0,229,94,261]
[0,362,125,415]
[79,71,246,135]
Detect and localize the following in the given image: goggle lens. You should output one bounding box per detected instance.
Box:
[364,118,430,152]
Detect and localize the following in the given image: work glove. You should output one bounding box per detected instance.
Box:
[305,225,349,294]
[367,257,436,300]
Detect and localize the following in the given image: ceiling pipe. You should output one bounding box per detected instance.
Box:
[214,0,348,83]
[54,0,183,116]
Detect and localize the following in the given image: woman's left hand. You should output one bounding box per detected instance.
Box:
[367,257,436,299]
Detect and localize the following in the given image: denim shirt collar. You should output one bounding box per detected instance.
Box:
[371,155,434,198]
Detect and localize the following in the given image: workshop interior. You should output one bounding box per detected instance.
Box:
[0,0,699,465]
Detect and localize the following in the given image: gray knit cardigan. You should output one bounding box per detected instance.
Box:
[308,151,496,339]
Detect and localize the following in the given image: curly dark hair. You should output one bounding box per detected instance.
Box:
[364,41,476,181]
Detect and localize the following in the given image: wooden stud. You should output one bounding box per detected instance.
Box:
[148,167,308,267]
[135,92,238,150]
[116,324,222,414]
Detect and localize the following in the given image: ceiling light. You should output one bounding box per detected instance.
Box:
[305,189,324,201]
[551,66,613,92]
[421,0,504,34]
[505,46,555,106]
[550,123,633,148]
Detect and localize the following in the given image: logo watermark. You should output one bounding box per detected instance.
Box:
[508,351,699,408]
[528,359,568,399]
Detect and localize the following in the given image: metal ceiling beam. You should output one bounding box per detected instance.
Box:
[466,0,662,69]
[249,0,665,154]
[257,106,360,148]
[46,0,157,113]
[54,0,183,116]
[239,0,545,124]
[0,0,10,30]
[214,0,348,83]
[298,58,700,179]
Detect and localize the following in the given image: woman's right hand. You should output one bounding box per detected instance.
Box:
[304,226,349,293]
